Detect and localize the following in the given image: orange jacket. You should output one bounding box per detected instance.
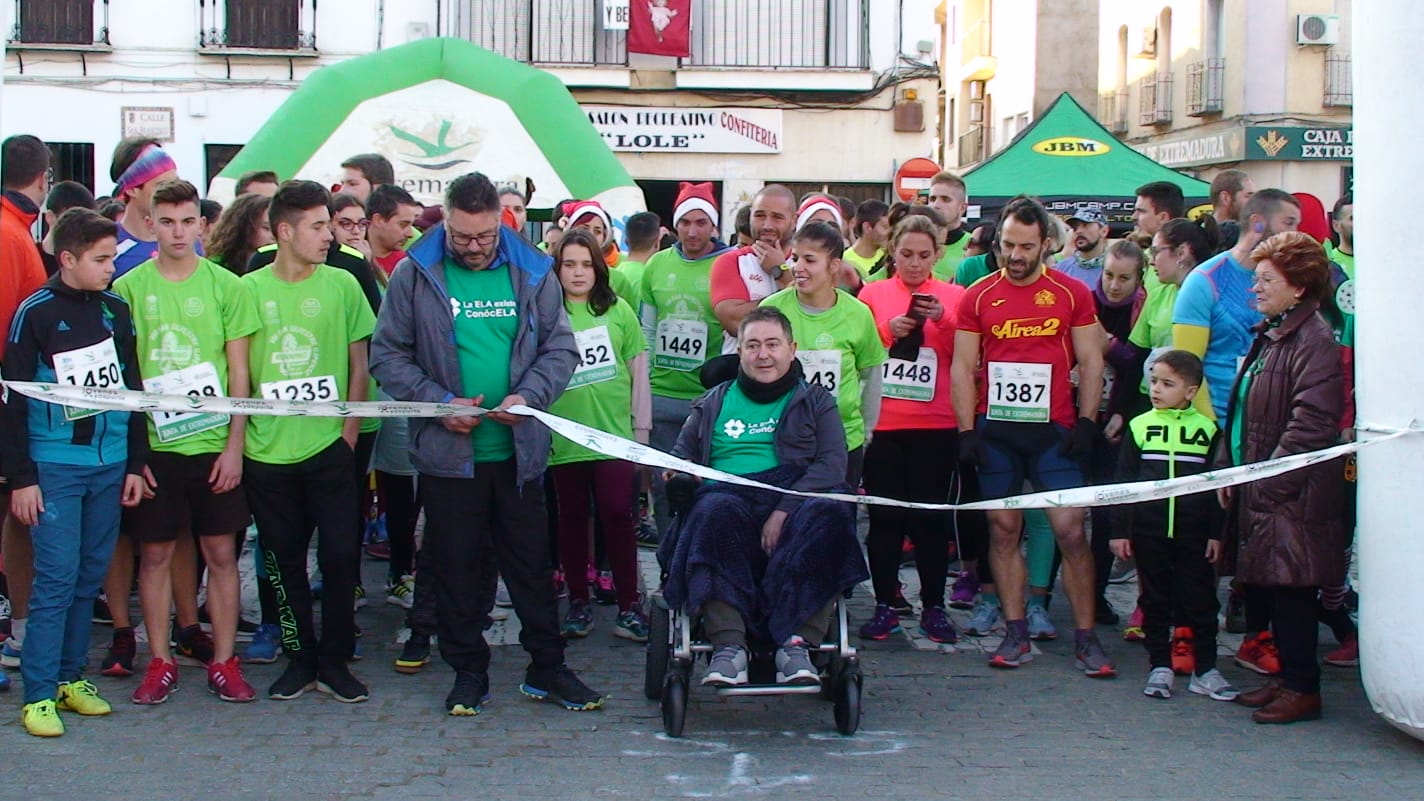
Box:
[0,193,48,362]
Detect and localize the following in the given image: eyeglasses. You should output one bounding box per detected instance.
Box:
[335,218,369,232]
[448,227,499,249]
[1148,245,1172,257]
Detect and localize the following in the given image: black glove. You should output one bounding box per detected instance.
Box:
[958,429,986,467]
[1059,417,1097,459]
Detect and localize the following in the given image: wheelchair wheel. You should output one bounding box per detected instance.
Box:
[833,663,862,736]
[661,672,688,738]
[644,602,672,700]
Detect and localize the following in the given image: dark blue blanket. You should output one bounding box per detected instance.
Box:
[662,466,868,644]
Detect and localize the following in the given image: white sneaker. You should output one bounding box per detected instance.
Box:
[701,644,749,686]
[1188,668,1240,701]
[385,575,415,609]
[1143,666,1174,699]
[495,580,513,609]
[774,637,820,685]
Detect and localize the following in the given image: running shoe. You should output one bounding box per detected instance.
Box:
[890,585,915,617]
[243,623,282,664]
[948,572,979,609]
[775,636,819,685]
[395,633,431,674]
[702,644,749,686]
[446,670,491,716]
[988,626,1033,668]
[197,606,259,639]
[520,664,606,710]
[919,606,958,644]
[268,661,318,700]
[92,594,113,625]
[100,627,137,677]
[964,596,1002,637]
[1073,631,1117,678]
[1026,602,1058,641]
[1324,636,1360,668]
[0,670,9,691]
[858,604,902,640]
[1235,631,1282,675]
[1171,627,1196,676]
[1122,606,1146,642]
[317,665,370,703]
[1143,666,1174,699]
[552,569,568,600]
[386,574,415,610]
[1188,668,1240,701]
[174,623,215,666]
[614,609,650,643]
[1095,596,1120,625]
[23,699,63,737]
[2,637,22,669]
[593,571,618,605]
[132,658,179,705]
[353,584,368,610]
[561,599,594,638]
[495,580,514,608]
[363,541,391,561]
[207,656,256,703]
[1108,558,1137,584]
[636,518,660,549]
[57,680,112,715]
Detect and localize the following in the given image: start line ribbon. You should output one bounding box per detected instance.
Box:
[4,381,1407,512]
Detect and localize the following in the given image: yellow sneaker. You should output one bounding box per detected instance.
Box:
[22,699,65,737]
[57,680,112,716]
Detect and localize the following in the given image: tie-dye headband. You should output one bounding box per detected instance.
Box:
[114,144,178,197]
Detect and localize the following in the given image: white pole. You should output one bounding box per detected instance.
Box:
[1354,2,1424,739]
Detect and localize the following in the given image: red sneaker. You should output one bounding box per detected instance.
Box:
[132,658,178,705]
[207,656,257,703]
[1235,631,1282,675]
[1324,636,1359,667]
[1122,606,1145,642]
[1171,626,1196,676]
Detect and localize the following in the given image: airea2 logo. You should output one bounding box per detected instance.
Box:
[990,317,1061,339]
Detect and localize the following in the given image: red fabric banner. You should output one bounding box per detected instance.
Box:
[628,0,692,58]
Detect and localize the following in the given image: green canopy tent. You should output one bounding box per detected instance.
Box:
[962,92,1210,228]
[210,37,644,223]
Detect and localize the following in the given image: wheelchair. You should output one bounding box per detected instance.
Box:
[643,475,863,738]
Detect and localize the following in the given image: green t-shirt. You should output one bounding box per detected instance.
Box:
[843,247,883,280]
[1128,271,1177,394]
[954,253,993,287]
[1326,241,1354,280]
[113,257,261,455]
[614,258,646,304]
[548,297,646,466]
[759,287,887,450]
[637,246,723,400]
[710,382,792,476]
[933,235,969,282]
[244,264,376,464]
[446,260,519,463]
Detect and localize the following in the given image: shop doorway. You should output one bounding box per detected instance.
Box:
[636,179,723,233]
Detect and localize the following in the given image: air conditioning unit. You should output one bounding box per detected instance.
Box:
[1138,27,1157,57]
[1297,14,1340,46]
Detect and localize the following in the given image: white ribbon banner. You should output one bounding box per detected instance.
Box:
[4,380,1400,512]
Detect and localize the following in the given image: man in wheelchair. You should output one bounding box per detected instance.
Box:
[660,307,870,687]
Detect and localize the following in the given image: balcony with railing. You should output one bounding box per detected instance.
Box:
[1138,73,1173,126]
[958,125,987,166]
[7,0,109,48]
[452,0,868,69]
[1186,58,1224,116]
[1099,90,1128,134]
[1325,49,1352,108]
[198,0,317,53]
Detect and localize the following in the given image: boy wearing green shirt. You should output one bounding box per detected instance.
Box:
[242,181,375,704]
[113,180,260,705]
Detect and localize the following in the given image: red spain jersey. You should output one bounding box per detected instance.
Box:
[956,268,1098,428]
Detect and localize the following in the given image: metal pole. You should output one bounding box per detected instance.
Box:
[1355,0,1424,740]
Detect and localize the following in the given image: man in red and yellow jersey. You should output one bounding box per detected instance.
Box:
[951,196,1116,679]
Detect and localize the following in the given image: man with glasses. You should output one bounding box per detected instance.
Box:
[371,172,605,717]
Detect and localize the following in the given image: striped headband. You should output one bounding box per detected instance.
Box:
[114,144,178,197]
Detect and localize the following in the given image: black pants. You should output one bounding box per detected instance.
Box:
[1087,431,1117,601]
[351,431,377,551]
[863,429,957,609]
[1255,584,1322,694]
[1134,534,1219,672]
[245,440,359,669]
[420,461,564,674]
[956,461,992,584]
[377,471,419,580]
[846,445,866,490]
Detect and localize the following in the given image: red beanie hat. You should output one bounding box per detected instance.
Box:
[796,195,844,231]
[564,200,613,234]
[672,181,719,227]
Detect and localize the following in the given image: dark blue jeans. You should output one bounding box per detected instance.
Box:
[23,462,125,703]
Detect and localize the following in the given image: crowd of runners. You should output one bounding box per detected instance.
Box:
[0,132,1357,736]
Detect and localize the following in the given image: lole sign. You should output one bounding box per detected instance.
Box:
[582,105,782,154]
[603,0,629,30]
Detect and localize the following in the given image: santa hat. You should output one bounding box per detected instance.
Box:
[672,181,719,227]
[796,196,844,232]
[563,200,613,234]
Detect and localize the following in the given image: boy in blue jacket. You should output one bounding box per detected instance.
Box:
[2,208,148,737]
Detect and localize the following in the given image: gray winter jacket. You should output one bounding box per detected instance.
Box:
[369,224,577,483]
[672,379,847,514]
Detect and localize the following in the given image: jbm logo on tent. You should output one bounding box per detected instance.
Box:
[1032,137,1112,157]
